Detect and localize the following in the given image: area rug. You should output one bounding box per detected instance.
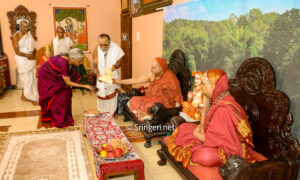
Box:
[0,126,93,180]
[120,125,163,142]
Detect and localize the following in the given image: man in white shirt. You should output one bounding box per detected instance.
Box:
[51,27,73,56]
[93,34,124,115]
[12,20,39,105]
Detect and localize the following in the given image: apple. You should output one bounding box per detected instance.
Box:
[104,145,113,152]
[97,146,104,153]
[107,152,115,158]
[100,150,107,157]
[102,144,107,148]
[114,148,123,158]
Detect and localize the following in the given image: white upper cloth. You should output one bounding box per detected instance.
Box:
[52,36,73,56]
[14,31,39,101]
[14,31,36,73]
[96,41,124,97]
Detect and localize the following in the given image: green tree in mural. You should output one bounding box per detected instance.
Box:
[163,6,300,141]
[55,9,84,22]
[263,8,300,81]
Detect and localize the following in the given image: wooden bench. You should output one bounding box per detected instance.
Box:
[157,57,300,180]
[122,49,191,148]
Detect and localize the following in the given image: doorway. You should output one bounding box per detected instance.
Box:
[120,12,132,80]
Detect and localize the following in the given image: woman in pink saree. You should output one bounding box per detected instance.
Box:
[167,69,257,168]
[38,48,93,128]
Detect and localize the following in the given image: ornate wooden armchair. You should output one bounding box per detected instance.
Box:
[157,57,300,180]
[122,49,191,148]
[7,5,37,40]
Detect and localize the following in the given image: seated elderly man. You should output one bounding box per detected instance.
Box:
[114,57,183,120]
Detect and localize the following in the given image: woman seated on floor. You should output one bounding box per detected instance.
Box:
[38,48,93,128]
[167,69,257,168]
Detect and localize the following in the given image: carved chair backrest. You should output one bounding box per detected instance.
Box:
[7,5,37,40]
[168,49,191,101]
[229,57,300,160]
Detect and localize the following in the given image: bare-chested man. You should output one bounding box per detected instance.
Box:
[12,20,39,105]
[93,34,124,115]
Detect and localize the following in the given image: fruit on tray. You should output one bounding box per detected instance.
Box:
[100,150,107,157]
[97,139,129,158]
[107,152,115,158]
[97,146,104,153]
[114,148,123,158]
[104,145,113,152]
[109,139,129,154]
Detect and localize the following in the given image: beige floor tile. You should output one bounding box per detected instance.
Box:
[0,118,15,126]
[0,105,41,113]
[107,169,153,180]
[9,116,39,132]
[144,168,154,180]
[151,172,183,180]
[114,115,134,127]
[131,140,161,158]
[143,153,177,176]
[0,89,185,180]
[0,90,40,112]
[73,114,84,126]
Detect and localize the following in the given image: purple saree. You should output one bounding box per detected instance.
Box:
[38,55,79,128]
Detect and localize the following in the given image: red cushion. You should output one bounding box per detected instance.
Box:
[163,136,268,180]
[188,165,222,180]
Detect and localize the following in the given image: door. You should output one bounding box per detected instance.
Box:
[120,12,132,80]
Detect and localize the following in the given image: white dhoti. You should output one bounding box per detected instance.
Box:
[97,86,119,114]
[14,32,39,102]
[97,42,124,115]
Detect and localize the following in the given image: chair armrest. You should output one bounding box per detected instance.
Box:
[219,155,294,180]
[128,88,145,97]
[164,116,186,129]
[148,103,182,125]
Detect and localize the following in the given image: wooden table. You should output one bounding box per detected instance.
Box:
[83,113,145,180]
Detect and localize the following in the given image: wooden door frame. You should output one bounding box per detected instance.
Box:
[120,11,132,79]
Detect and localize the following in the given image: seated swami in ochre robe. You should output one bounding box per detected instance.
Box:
[167,69,257,168]
[114,57,183,119]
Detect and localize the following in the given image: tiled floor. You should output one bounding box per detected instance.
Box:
[0,89,183,180]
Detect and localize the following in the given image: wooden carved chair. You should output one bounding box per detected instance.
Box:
[157,57,300,180]
[122,49,191,148]
[7,5,37,40]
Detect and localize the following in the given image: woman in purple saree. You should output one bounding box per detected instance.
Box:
[38,48,93,128]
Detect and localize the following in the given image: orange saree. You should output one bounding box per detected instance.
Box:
[168,71,256,168]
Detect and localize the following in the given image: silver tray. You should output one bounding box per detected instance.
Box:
[83,110,100,118]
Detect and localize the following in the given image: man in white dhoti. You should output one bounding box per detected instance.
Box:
[51,27,73,56]
[93,34,124,115]
[12,20,39,105]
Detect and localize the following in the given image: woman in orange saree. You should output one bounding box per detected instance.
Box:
[167,69,257,168]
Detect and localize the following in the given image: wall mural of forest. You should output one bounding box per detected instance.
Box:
[163,0,300,142]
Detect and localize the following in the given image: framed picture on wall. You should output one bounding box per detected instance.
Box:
[122,0,130,13]
[130,0,142,17]
[52,7,88,51]
[141,0,173,15]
